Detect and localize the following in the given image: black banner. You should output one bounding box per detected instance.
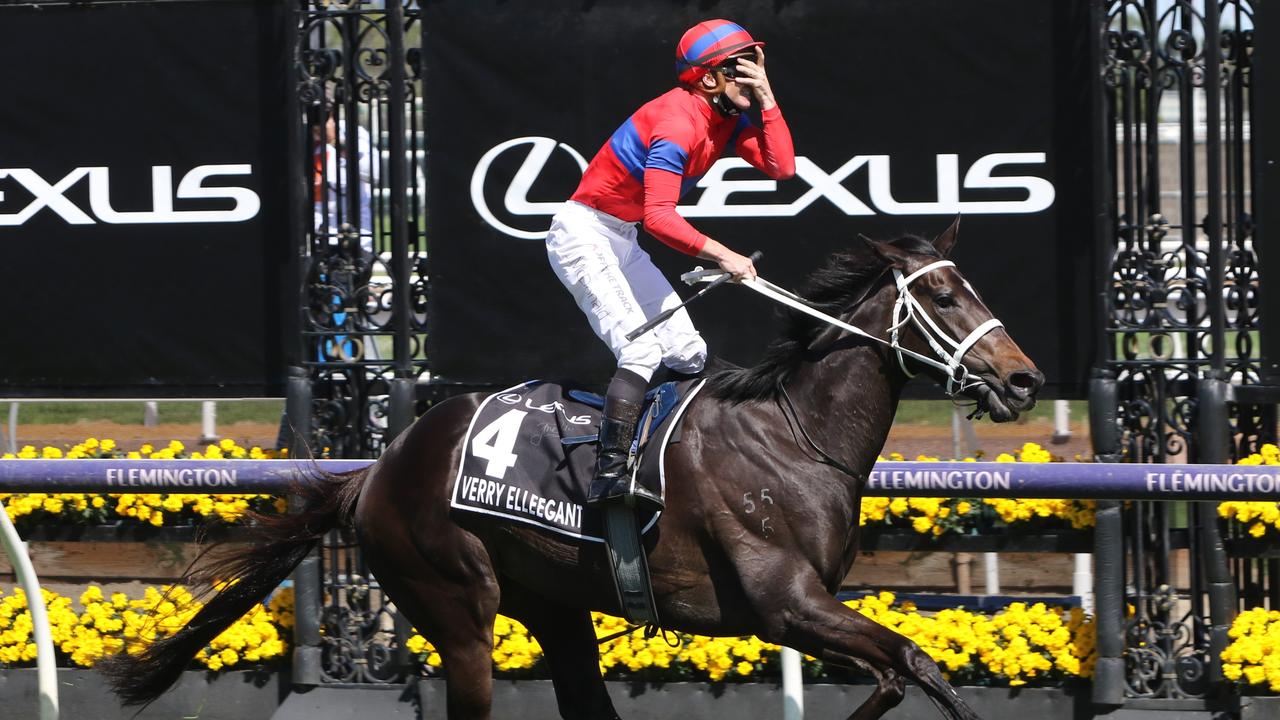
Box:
[0,1,291,397]
[424,0,1097,398]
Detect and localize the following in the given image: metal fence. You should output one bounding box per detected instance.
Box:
[288,0,427,686]
[1090,0,1271,704]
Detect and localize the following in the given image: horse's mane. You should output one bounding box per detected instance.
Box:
[706,234,941,403]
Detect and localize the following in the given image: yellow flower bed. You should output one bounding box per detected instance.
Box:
[405,593,1096,686]
[1222,607,1280,692]
[4,438,284,462]
[844,593,1096,686]
[0,584,292,671]
[0,438,285,527]
[1219,444,1280,538]
[861,443,1096,535]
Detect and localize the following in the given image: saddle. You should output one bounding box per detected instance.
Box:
[565,381,685,448]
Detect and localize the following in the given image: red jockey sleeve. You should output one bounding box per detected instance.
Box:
[642,168,707,256]
[735,105,796,180]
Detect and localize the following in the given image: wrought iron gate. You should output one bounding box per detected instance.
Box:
[1090,0,1271,706]
[286,0,426,685]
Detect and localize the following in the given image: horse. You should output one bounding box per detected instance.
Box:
[102,218,1043,720]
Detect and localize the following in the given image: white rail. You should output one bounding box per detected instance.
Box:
[0,503,58,720]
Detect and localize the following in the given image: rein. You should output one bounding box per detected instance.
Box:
[778,383,862,479]
[687,261,1002,398]
[687,260,1004,481]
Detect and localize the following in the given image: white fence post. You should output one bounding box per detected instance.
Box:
[200,401,219,444]
[6,403,17,455]
[1052,399,1071,444]
[983,552,1001,595]
[951,405,963,460]
[781,646,803,720]
[1074,553,1094,616]
[0,504,58,720]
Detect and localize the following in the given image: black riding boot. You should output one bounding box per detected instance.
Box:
[587,396,641,506]
[587,373,665,511]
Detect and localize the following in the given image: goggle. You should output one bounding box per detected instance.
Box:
[711,55,753,79]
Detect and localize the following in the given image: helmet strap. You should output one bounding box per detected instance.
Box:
[702,71,739,117]
[711,92,739,117]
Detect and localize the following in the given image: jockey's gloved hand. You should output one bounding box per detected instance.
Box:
[698,238,757,281]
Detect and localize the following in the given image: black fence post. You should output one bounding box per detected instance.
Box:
[1259,0,1280,386]
[286,366,323,686]
[1090,368,1126,707]
[1093,500,1126,706]
[386,0,416,445]
[1196,373,1236,688]
[1087,2,1124,704]
[1197,0,1237,691]
[384,0,416,675]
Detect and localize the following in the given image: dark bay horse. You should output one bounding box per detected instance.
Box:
[104,219,1043,719]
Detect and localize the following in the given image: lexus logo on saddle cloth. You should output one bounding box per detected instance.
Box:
[470,136,1056,240]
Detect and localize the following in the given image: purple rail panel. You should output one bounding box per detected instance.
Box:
[0,460,1278,500]
[0,460,369,494]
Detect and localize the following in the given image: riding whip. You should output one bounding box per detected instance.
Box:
[625,251,762,341]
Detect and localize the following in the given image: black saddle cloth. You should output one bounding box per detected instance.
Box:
[449,379,704,542]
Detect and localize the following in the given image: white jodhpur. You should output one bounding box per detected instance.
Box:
[546,201,707,381]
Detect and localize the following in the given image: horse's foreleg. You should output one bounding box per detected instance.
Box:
[773,592,979,720]
[500,586,620,720]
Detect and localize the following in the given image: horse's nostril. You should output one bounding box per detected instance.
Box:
[1007,370,1044,395]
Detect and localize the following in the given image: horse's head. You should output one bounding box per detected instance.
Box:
[861,218,1044,422]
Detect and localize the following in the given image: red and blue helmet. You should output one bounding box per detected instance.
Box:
[675,19,764,85]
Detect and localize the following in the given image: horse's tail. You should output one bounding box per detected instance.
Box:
[100,466,371,706]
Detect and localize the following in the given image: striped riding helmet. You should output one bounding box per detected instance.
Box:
[675,19,764,85]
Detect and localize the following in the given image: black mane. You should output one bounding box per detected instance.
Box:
[706,235,941,403]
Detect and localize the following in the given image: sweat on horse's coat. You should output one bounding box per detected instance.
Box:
[101,218,1044,720]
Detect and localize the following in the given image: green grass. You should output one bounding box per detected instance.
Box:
[5,398,1080,429]
[6,400,284,426]
[893,399,1087,426]
[1111,329,1261,362]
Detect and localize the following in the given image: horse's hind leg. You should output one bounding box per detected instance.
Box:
[372,556,499,719]
[352,395,504,718]
[500,585,620,720]
[772,590,978,720]
[359,517,500,719]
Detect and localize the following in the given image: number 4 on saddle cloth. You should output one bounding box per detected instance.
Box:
[449,379,704,542]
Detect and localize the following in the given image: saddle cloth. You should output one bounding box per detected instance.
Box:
[449,379,706,542]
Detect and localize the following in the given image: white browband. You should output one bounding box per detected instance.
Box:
[683,260,1003,397]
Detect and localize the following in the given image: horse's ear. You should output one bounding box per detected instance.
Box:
[932,215,961,257]
[859,234,911,269]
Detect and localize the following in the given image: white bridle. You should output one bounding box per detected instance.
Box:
[684,260,1004,397]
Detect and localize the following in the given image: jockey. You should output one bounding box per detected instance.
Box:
[545,19,796,510]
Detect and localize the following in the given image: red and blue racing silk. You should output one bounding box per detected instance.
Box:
[570,87,795,255]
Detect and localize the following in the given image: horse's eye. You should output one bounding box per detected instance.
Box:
[934,294,956,309]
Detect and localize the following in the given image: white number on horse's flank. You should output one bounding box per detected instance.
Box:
[471,409,527,479]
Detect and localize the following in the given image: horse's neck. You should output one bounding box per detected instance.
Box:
[783,287,906,482]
